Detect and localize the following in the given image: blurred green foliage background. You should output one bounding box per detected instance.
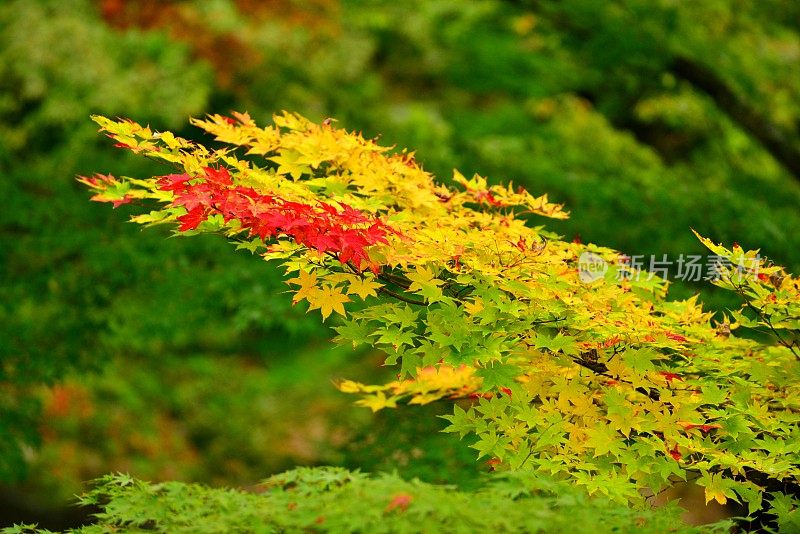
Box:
[1,0,798,527]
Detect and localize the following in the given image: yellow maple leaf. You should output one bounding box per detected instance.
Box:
[463,298,484,315]
[355,391,398,412]
[286,269,320,305]
[270,149,311,180]
[701,473,734,505]
[345,275,382,300]
[406,265,445,302]
[307,284,350,321]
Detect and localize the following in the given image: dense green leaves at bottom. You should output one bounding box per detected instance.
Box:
[5,468,735,534]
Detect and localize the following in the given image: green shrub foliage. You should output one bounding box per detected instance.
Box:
[5,469,735,534]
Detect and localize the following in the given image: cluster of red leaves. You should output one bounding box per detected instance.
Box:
[160,166,392,270]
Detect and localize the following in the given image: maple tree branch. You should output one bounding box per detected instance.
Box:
[520,338,663,401]
[332,258,428,306]
[377,286,426,306]
[759,314,800,361]
[530,317,567,326]
[80,111,800,532]
[329,257,427,306]
[570,354,661,401]
[729,277,800,361]
[449,283,475,300]
[380,271,412,289]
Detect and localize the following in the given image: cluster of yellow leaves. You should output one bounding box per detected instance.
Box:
[338,365,480,412]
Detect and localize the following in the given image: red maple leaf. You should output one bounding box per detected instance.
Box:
[666,332,688,343]
[157,173,193,191]
[203,166,233,185]
[668,443,681,461]
[474,190,504,207]
[486,457,502,471]
[659,371,683,383]
[385,494,413,513]
[174,186,215,211]
[111,195,132,208]
[177,206,207,231]
[679,422,721,433]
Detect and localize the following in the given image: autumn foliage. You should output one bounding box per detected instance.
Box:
[81,112,800,525]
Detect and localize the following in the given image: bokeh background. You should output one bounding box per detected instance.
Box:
[2,0,799,528]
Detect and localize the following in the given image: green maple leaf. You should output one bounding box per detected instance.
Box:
[399,351,422,378]
[130,209,170,226]
[700,385,728,406]
[470,431,499,459]
[374,326,416,351]
[652,455,686,482]
[386,304,419,329]
[441,405,475,439]
[475,396,511,420]
[333,319,372,348]
[477,364,521,391]
[622,348,658,373]
[235,238,265,254]
[475,335,510,364]
[535,332,579,356]
[415,340,448,367]
[720,414,749,439]
[585,425,622,458]
[470,430,510,460]
[428,304,471,352]
[306,176,350,196]
[429,324,469,353]
[535,421,567,450]
[732,481,763,517]
[406,265,445,303]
